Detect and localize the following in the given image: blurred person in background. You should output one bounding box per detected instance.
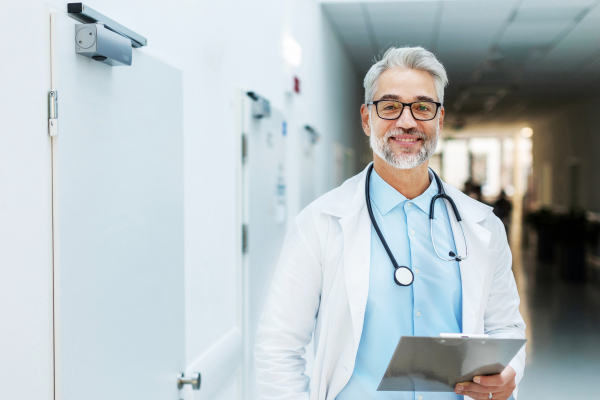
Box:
[493,190,513,234]
[255,47,525,400]
[464,177,484,203]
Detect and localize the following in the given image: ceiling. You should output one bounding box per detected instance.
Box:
[321,0,600,126]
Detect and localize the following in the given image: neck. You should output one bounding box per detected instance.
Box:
[372,155,431,200]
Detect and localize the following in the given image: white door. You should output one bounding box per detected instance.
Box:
[1,2,53,399]
[240,93,288,399]
[51,11,185,400]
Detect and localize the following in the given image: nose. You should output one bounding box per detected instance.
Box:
[395,105,418,130]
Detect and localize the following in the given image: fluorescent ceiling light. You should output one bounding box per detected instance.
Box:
[283,36,302,67]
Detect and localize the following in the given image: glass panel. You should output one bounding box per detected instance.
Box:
[411,101,437,119]
[377,100,402,119]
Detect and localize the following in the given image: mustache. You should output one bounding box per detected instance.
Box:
[383,128,428,140]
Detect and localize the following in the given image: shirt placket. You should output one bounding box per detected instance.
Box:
[406,200,426,400]
[405,201,420,333]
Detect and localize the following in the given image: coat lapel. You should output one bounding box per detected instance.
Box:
[320,165,372,347]
[339,206,372,344]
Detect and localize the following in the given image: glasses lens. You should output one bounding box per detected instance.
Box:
[377,101,402,119]
[411,102,437,120]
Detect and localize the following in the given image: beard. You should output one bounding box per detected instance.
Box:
[369,126,438,170]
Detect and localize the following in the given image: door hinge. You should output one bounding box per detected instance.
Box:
[242,223,248,254]
[48,89,58,137]
[241,134,248,163]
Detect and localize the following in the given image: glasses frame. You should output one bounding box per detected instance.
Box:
[367,99,442,121]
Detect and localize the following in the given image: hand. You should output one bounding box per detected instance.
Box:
[454,365,516,399]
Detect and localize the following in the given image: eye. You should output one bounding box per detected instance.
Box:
[382,102,399,110]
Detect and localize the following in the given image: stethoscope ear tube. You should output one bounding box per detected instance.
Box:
[430,218,469,262]
[429,193,462,222]
[428,169,469,261]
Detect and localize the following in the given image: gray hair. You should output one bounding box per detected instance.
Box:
[364,46,448,104]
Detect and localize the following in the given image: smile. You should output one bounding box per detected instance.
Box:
[386,135,424,148]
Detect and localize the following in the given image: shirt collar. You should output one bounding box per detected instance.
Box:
[369,168,439,216]
[411,172,439,216]
[369,168,406,215]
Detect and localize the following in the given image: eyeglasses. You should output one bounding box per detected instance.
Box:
[367,99,442,121]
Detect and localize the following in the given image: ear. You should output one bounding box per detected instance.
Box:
[361,104,372,137]
[438,106,445,132]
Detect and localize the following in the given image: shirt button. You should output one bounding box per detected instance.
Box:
[410,230,415,236]
[419,395,424,400]
[415,268,420,274]
[416,310,421,317]
[407,202,413,207]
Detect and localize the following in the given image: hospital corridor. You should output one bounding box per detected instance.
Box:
[2,0,600,399]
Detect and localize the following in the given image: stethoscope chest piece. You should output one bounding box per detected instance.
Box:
[394,266,414,286]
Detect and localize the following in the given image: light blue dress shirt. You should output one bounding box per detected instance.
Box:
[337,168,463,400]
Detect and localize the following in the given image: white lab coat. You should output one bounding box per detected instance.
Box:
[255,165,526,400]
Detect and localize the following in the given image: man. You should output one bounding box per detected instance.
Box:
[255,47,526,400]
[493,190,513,234]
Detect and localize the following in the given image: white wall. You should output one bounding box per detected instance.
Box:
[2,0,364,398]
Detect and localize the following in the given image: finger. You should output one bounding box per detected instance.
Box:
[493,390,515,400]
[455,382,502,394]
[474,373,507,387]
[460,390,513,400]
[469,390,513,400]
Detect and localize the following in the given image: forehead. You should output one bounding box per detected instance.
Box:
[374,68,438,101]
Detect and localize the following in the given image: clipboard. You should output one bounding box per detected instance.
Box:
[377,336,526,392]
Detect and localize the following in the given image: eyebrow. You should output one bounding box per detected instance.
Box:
[378,94,437,102]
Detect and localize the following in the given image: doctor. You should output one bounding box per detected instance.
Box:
[255,47,526,400]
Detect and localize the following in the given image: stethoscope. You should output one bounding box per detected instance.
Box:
[365,163,469,286]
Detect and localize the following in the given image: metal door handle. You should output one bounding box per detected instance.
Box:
[178,372,201,390]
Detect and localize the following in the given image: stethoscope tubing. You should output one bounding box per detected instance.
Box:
[428,171,470,262]
[365,165,401,271]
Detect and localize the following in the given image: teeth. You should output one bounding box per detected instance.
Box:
[394,138,417,142]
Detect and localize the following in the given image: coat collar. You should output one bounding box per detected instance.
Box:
[320,163,494,223]
[319,165,368,219]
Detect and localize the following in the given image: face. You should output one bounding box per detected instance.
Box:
[361,68,444,170]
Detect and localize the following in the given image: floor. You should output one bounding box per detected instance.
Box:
[512,231,600,399]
